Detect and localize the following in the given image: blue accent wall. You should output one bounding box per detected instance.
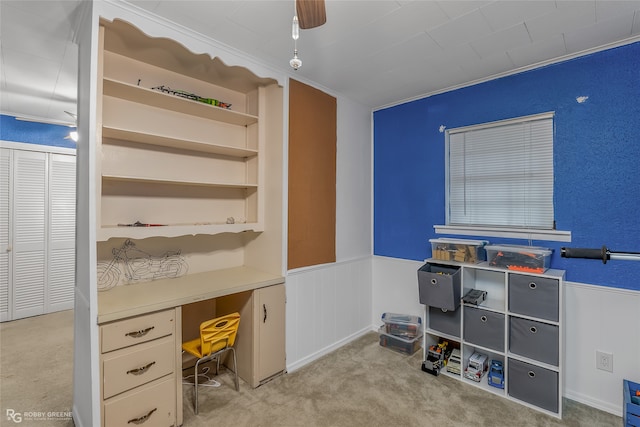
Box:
[0,114,76,149]
[374,42,640,290]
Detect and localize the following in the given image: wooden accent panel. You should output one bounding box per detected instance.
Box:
[288,79,336,269]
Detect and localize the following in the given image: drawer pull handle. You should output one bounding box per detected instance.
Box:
[431,278,437,285]
[127,361,156,376]
[128,408,157,424]
[263,304,267,323]
[528,282,537,290]
[480,315,487,322]
[528,371,536,378]
[125,326,155,338]
[530,326,537,334]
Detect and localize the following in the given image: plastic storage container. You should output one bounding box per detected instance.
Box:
[378,326,421,355]
[624,379,640,427]
[381,312,422,339]
[486,244,552,273]
[430,238,488,264]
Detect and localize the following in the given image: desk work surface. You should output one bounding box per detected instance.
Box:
[98,266,284,324]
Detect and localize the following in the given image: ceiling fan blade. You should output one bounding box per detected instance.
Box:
[296,0,326,29]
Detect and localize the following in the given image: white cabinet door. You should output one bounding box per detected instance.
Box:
[0,147,76,321]
[256,283,286,383]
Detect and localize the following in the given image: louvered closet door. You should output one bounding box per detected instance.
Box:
[49,154,76,312]
[0,149,10,321]
[13,150,48,319]
[0,148,76,321]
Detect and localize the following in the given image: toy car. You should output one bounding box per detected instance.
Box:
[463,352,488,382]
[487,359,504,389]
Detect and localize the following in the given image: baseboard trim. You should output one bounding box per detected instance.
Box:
[565,389,622,417]
[286,326,372,373]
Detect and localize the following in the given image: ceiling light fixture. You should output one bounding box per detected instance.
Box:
[289,14,302,70]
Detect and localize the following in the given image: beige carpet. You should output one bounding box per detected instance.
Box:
[1,310,620,426]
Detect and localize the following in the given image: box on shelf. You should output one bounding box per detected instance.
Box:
[486,244,552,273]
[418,263,461,311]
[381,312,422,339]
[378,326,421,355]
[624,379,640,427]
[430,238,488,264]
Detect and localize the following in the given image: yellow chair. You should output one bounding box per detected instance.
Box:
[182,312,240,414]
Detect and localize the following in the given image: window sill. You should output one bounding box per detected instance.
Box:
[434,225,571,242]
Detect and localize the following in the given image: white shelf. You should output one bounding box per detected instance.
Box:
[101,174,257,189]
[97,221,262,241]
[102,126,258,158]
[103,78,258,126]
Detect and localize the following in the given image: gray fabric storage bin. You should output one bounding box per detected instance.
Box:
[509,274,559,321]
[509,317,559,366]
[463,306,504,352]
[418,263,461,311]
[508,358,559,413]
[428,306,461,338]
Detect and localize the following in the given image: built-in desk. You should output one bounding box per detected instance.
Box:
[97,266,286,426]
[98,266,284,323]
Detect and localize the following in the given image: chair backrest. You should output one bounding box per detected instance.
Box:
[199,312,240,357]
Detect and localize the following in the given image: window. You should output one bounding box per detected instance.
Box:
[437,112,569,241]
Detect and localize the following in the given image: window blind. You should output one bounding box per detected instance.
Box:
[447,114,554,229]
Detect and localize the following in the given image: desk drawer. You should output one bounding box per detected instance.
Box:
[102,335,175,399]
[101,309,175,353]
[103,376,176,427]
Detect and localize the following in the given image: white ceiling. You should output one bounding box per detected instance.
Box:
[2,0,640,125]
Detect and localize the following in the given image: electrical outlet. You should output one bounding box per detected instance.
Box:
[596,350,613,372]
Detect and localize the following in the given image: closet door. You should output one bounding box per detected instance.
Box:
[13,150,48,319]
[48,154,76,312]
[0,147,75,321]
[0,149,10,321]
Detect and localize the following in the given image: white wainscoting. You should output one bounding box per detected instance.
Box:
[563,281,640,416]
[285,257,372,373]
[371,255,640,417]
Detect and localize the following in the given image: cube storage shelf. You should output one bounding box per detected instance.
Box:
[418,259,565,418]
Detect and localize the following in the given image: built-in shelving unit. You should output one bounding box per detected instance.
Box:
[421,259,565,419]
[96,19,278,241]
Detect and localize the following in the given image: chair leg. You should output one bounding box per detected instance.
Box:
[193,358,201,414]
[230,347,239,391]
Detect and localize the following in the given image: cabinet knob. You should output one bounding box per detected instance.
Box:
[431,278,437,285]
[528,370,536,378]
[528,282,537,290]
[529,326,537,334]
[480,315,487,322]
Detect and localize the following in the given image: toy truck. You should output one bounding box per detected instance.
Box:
[463,352,488,382]
[421,340,448,376]
[446,348,462,375]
